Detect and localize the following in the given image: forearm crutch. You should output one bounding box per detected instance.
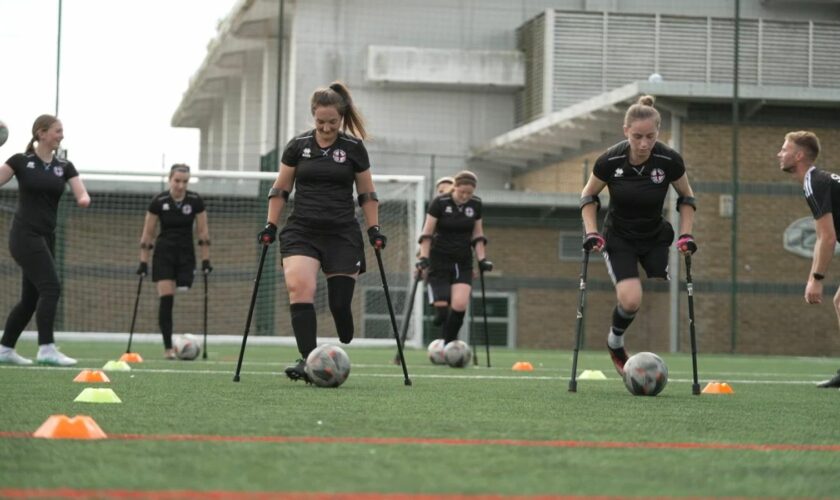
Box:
[568,250,590,393]
[684,254,701,395]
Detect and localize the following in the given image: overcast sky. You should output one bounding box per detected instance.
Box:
[0,0,236,172]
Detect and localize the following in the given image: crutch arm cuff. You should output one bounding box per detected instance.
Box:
[676,196,697,211]
[358,191,379,207]
[471,236,488,248]
[580,194,601,211]
[268,187,290,201]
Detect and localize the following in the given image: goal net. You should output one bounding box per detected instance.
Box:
[0,170,425,349]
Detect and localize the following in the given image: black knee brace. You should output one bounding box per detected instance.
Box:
[444,309,466,344]
[433,306,448,326]
[159,295,174,349]
[290,303,317,358]
[328,276,356,344]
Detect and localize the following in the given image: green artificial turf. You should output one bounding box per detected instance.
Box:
[1,339,839,498]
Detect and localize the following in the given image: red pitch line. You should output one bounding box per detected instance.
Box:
[0,489,801,500]
[3,431,839,452]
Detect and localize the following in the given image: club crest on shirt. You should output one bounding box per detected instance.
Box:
[650,168,666,184]
[465,207,475,217]
[26,161,35,169]
[162,203,170,211]
[332,149,347,163]
[302,147,311,158]
[445,206,453,214]
[614,167,624,177]
[182,204,192,215]
[53,166,64,177]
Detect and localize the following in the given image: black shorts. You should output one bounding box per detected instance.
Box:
[427,250,473,304]
[152,243,196,288]
[603,223,674,284]
[279,222,366,275]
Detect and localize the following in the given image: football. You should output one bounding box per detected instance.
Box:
[443,340,472,368]
[0,120,8,148]
[173,333,201,360]
[305,344,351,388]
[623,352,668,396]
[427,338,446,365]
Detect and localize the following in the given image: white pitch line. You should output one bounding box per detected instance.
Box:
[0,364,825,385]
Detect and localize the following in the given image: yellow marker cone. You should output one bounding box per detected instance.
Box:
[702,381,734,394]
[578,369,608,380]
[33,415,107,440]
[102,360,131,372]
[74,388,122,403]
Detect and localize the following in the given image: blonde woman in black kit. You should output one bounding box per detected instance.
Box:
[0,115,90,366]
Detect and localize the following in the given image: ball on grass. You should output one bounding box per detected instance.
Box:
[443,340,472,368]
[173,333,201,360]
[305,344,351,388]
[623,352,668,396]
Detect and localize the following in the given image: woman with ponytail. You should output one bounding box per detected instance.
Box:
[256,82,385,383]
[580,95,697,377]
[0,115,90,366]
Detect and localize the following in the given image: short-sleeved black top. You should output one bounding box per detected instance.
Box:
[147,190,205,249]
[593,140,686,240]
[6,153,79,234]
[281,129,370,229]
[428,194,482,259]
[803,166,840,242]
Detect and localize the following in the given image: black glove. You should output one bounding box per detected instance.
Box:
[478,258,493,272]
[676,234,698,254]
[202,260,213,274]
[415,256,430,272]
[367,225,387,249]
[136,262,148,276]
[582,232,606,252]
[258,222,277,245]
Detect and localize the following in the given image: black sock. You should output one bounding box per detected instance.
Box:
[159,295,174,349]
[433,306,448,326]
[444,309,466,344]
[327,276,356,344]
[611,304,637,336]
[290,303,317,359]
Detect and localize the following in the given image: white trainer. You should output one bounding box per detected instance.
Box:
[0,348,34,366]
[36,345,77,366]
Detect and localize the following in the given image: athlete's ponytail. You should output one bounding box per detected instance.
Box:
[310,82,368,139]
[26,114,59,154]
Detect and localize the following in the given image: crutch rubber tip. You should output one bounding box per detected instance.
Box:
[404,379,412,386]
[692,384,701,395]
[233,375,240,382]
[568,381,577,392]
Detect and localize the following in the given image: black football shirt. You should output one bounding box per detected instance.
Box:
[281,129,370,228]
[6,153,79,234]
[593,140,686,240]
[428,194,483,259]
[147,190,205,249]
[803,166,840,241]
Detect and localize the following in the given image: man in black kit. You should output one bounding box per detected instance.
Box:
[778,131,840,389]
[581,95,697,377]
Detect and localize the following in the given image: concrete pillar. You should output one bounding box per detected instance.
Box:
[221,77,242,171]
[261,40,278,156]
[239,51,264,171]
[206,105,224,170]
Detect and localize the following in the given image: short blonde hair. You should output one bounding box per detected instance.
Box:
[785,131,820,162]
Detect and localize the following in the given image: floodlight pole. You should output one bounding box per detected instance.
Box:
[55,0,62,116]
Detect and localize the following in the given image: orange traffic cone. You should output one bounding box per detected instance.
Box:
[33,415,107,440]
[73,369,111,383]
[702,381,734,394]
[119,352,143,363]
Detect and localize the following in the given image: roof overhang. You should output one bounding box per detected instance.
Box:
[471,80,840,169]
[171,0,287,128]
